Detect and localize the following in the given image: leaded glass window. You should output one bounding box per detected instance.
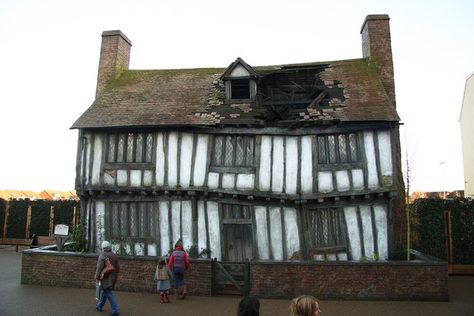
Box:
[211,135,255,168]
[106,132,154,164]
[317,133,359,164]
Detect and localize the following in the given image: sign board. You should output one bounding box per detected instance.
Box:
[54,224,69,236]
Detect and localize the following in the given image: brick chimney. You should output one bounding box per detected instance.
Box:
[361,15,396,107]
[95,30,132,98]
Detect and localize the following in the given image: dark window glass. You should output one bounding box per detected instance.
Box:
[231,79,250,99]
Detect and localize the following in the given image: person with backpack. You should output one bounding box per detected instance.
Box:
[95,241,120,315]
[168,239,190,299]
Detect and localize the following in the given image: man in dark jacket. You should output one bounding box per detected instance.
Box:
[95,241,120,315]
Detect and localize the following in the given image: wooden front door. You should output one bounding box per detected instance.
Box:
[221,203,254,262]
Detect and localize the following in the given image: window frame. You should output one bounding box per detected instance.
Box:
[209,135,256,173]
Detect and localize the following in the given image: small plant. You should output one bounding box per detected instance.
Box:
[372,252,380,261]
[67,223,88,252]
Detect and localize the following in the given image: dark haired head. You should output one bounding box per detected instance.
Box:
[238,296,260,316]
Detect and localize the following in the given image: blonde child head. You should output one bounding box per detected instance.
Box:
[290,295,321,316]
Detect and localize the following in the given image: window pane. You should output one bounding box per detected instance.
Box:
[349,133,358,162]
[223,204,232,219]
[212,136,223,166]
[246,137,254,166]
[338,135,347,163]
[235,136,244,166]
[136,133,144,163]
[317,136,327,164]
[224,136,234,166]
[232,204,242,219]
[328,135,337,164]
[145,133,153,163]
[111,203,120,238]
[120,203,128,237]
[108,134,117,163]
[117,134,126,163]
[231,79,250,99]
[127,133,134,162]
[130,203,138,237]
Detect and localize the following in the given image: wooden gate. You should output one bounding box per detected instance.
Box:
[212,260,250,296]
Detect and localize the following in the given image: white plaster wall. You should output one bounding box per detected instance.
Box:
[159,201,170,256]
[374,204,388,260]
[255,206,270,260]
[180,133,193,188]
[222,174,235,189]
[270,207,283,260]
[360,205,375,259]
[230,64,250,77]
[193,135,209,186]
[377,130,393,185]
[167,132,178,187]
[300,136,313,193]
[318,171,333,193]
[336,170,350,192]
[236,174,255,190]
[181,200,193,250]
[272,136,284,193]
[91,135,103,185]
[283,207,300,258]
[259,136,272,191]
[143,170,153,186]
[148,243,157,256]
[207,172,219,189]
[364,131,380,189]
[285,137,298,195]
[337,253,348,261]
[171,201,181,246]
[197,200,207,254]
[352,169,365,190]
[344,206,362,261]
[207,201,221,260]
[156,132,165,186]
[130,170,141,187]
[96,201,105,252]
[117,170,127,186]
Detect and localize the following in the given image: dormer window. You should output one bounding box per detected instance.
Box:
[231,79,250,99]
[222,57,257,101]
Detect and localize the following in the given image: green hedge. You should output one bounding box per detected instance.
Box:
[30,202,52,237]
[0,200,79,239]
[0,199,6,237]
[6,200,29,238]
[411,197,474,264]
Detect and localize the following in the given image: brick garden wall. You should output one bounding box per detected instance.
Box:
[21,249,448,300]
[249,261,448,301]
[21,249,212,296]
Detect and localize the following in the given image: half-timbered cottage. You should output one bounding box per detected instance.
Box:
[72,15,403,264]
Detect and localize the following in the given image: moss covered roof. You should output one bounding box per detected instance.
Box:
[71,58,399,129]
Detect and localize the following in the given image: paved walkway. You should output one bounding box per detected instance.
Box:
[0,245,473,315]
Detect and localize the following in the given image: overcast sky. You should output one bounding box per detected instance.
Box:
[0,0,473,193]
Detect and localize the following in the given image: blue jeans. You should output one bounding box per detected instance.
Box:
[173,266,185,288]
[96,288,119,315]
